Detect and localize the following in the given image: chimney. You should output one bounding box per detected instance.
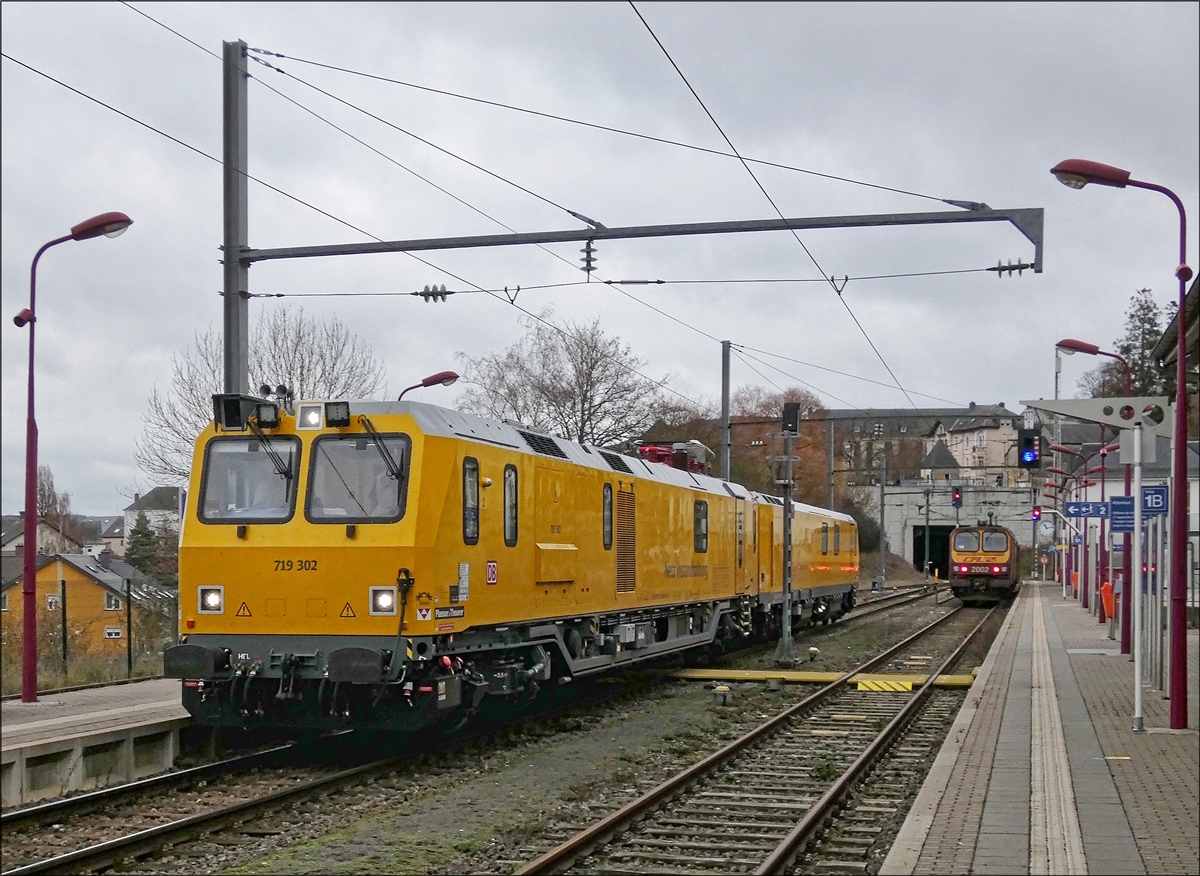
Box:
[98,548,113,570]
[133,492,140,504]
[968,401,976,410]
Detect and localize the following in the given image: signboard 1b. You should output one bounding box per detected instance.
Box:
[1142,485,1169,516]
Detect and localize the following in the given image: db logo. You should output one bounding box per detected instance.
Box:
[486,560,498,585]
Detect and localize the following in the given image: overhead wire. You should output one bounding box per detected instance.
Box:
[118,5,719,415]
[734,344,964,405]
[245,47,951,206]
[2,46,713,417]
[124,3,969,413]
[628,1,921,412]
[234,47,973,396]
[245,49,590,225]
[114,4,955,416]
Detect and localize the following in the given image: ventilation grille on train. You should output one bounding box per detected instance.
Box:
[517,430,568,459]
[599,450,634,474]
[616,488,636,593]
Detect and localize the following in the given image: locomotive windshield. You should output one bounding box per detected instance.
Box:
[199,436,301,522]
[307,434,411,523]
[982,531,1009,552]
[953,531,980,552]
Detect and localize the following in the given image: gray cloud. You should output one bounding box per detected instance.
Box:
[3,1,1196,514]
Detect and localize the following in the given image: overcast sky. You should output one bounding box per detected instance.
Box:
[3,2,1197,516]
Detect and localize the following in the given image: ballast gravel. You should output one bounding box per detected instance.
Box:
[110,575,987,875]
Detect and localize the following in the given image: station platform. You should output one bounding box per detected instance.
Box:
[1,678,187,807]
[881,581,1200,875]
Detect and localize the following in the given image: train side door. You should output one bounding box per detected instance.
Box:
[757,503,774,594]
[736,497,755,595]
[533,466,577,611]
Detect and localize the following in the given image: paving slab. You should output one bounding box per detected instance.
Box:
[881,582,1199,875]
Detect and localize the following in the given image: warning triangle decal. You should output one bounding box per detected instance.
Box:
[340,602,356,618]
[236,602,251,617]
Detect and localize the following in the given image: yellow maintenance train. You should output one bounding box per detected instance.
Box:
[164,394,859,732]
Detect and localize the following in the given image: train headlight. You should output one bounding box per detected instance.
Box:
[198,586,224,614]
[297,403,323,429]
[369,586,397,616]
[991,566,1001,574]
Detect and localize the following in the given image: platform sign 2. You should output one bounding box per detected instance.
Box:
[1064,501,1110,518]
[1142,485,1169,516]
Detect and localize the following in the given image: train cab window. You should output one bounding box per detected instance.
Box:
[953,531,980,552]
[834,523,841,555]
[982,531,1009,552]
[694,500,708,553]
[200,435,301,523]
[306,434,410,524]
[503,464,518,547]
[821,522,829,555]
[603,484,613,550]
[463,457,480,545]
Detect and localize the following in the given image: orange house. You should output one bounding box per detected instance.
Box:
[1,553,137,659]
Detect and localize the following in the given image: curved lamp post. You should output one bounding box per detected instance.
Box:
[1052,158,1192,729]
[398,370,458,401]
[1057,337,1135,652]
[16,212,133,703]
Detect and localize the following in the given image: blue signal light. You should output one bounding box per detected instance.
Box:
[1021,449,1038,464]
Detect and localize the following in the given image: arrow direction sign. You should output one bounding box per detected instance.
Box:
[1065,501,1110,518]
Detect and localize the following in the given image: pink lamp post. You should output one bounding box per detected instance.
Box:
[15,212,133,702]
[1051,158,1192,729]
[1056,337,1134,650]
[397,370,459,401]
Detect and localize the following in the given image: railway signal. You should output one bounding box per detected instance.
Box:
[1017,428,1042,468]
[951,488,963,507]
[1031,506,1042,521]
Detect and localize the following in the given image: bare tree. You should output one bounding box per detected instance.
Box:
[456,312,686,447]
[135,306,386,485]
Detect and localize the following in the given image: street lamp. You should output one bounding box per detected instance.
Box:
[1056,337,1135,652]
[1051,158,1192,729]
[1052,442,1115,614]
[398,369,458,401]
[15,212,133,703]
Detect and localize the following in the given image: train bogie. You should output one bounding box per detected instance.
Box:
[165,397,858,732]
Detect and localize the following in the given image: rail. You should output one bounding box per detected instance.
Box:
[515,605,989,874]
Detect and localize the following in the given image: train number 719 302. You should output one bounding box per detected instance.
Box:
[274,559,318,571]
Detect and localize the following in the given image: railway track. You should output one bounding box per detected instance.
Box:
[0,587,952,875]
[514,605,994,875]
[0,670,662,876]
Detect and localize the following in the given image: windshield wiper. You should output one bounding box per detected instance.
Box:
[357,416,402,480]
[247,419,293,482]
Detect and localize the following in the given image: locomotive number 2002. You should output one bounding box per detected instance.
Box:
[273,559,318,572]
